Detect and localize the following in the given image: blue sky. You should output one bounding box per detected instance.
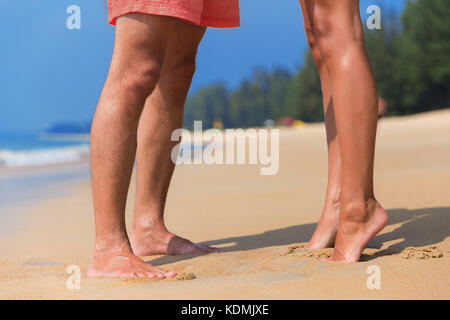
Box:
[0,0,406,133]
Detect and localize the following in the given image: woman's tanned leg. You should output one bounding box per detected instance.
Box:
[303,0,388,262]
[299,0,341,249]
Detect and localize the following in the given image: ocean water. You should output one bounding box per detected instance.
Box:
[0,133,205,167]
[0,133,204,213]
[0,133,90,167]
[0,163,90,207]
[0,133,91,219]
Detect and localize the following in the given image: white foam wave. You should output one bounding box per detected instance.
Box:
[0,145,90,167]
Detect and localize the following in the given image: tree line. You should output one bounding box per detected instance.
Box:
[184,0,449,129]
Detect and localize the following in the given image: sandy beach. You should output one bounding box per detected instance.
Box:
[0,110,449,299]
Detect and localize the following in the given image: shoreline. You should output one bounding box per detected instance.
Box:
[0,157,90,180]
[0,159,91,237]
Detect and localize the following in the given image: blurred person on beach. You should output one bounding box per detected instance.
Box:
[88,1,240,278]
[378,97,387,117]
[298,0,388,262]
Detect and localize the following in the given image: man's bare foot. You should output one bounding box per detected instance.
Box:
[131,225,222,257]
[328,199,388,262]
[87,243,177,278]
[306,200,340,249]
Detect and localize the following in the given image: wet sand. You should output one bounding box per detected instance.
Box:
[0,110,449,299]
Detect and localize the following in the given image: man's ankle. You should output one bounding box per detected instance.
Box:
[132,215,166,234]
[94,234,132,254]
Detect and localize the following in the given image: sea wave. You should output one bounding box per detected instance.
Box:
[0,144,90,167]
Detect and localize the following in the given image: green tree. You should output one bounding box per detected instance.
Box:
[393,0,450,113]
[266,68,292,119]
[184,83,230,129]
[229,77,266,127]
[365,10,399,113]
[286,51,323,122]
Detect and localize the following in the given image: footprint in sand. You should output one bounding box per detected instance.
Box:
[400,245,444,259]
[278,243,333,259]
[280,244,445,261]
[113,271,196,285]
[175,272,196,281]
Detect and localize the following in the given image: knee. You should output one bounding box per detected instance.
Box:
[311,18,336,61]
[312,16,364,63]
[110,50,164,102]
[305,28,317,50]
[121,59,163,99]
[165,53,197,84]
[157,52,197,108]
[305,28,326,70]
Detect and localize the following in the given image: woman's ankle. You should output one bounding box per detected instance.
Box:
[340,198,378,223]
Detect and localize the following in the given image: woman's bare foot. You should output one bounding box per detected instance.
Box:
[131,224,222,257]
[306,200,340,249]
[329,199,388,262]
[87,242,177,278]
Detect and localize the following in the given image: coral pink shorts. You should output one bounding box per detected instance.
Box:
[108,0,240,28]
